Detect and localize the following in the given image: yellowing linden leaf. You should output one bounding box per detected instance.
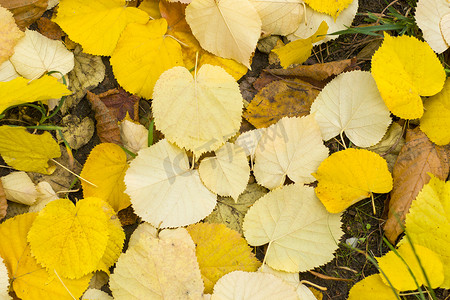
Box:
[109,233,204,299]
[347,274,399,300]
[371,34,446,119]
[0,6,24,65]
[0,213,91,300]
[377,243,444,291]
[27,197,110,279]
[405,175,450,288]
[187,223,261,293]
[0,60,20,82]
[313,148,393,214]
[235,128,265,161]
[110,18,184,99]
[0,75,71,114]
[124,139,216,228]
[54,0,149,56]
[243,184,343,272]
[303,0,354,18]
[152,65,243,157]
[272,21,328,68]
[10,29,74,80]
[1,171,37,205]
[211,271,298,300]
[0,256,10,300]
[199,143,250,201]
[441,13,450,45]
[80,143,130,212]
[253,115,329,190]
[420,78,450,145]
[310,70,391,147]
[185,0,262,68]
[0,126,61,174]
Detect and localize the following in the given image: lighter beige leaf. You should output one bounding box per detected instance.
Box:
[235,128,265,160]
[1,172,37,205]
[0,60,19,82]
[0,256,10,300]
[119,119,148,154]
[28,181,58,212]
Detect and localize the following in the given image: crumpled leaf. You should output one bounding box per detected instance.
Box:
[347,274,399,300]
[54,0,149,56]
[87,91,121,145]
[243,184,343,272]
[152,65,243,157]
[303,0,354,18]
[28,181,58,212]
[80,143,131,212]
[0,60,20,82]
[0,126,61,174]
[60,115,95,150]
[405,175,450,288]
[185,0,261,68]
[310,70,391,147]
[1,171,37,205]
[10,29,74,80]
[27,197,110,279]
[313,148,393,213]
[0,213,92,300]
[371,34,446,119]
[0,75,71,114]
[110,18,184,99]
[98,88,140,122]
[420,78,450,145]
[0,6,24,65]
[0,181,6,221]
[384,128,449,243]
[0,256,10,300]
[377,243,444,291]
[124,139,216,228]
[120,118,148,154]
[211,271,298,300]
[253,115,329,190]
[0,0,48,30]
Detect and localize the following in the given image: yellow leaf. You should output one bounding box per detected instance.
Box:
[110,18,184,99]
[371,34,446,119]
[187,223,261,293]
[313,148,393,213]
[272,21,328,68]
[0,6,24,65]
[185,0,261,68]
[420,78,450,145]
[27,198,110,279]
[0,75,71,114]
[54,0,149,56]
[0,126,61,175]
[138,0,161,19]
[81,143,131,212]
[303,0,354,18]
[0,213,91,300]
[377,243,444,291]
[405,175,450,288]
[348,274,399,300]
[152,65,243,157]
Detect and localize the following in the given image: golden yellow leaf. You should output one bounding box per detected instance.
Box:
[272,21,328,68]
[420,78,450,145]
[138,0,161,19]
[187,223,261,293]
[377,243,444,291]
[371,34,446,119]
[27,198,110,279]
[110,18,184,99]
[405,175,450,288]
[81,143,130,212]
[0,126,61,174]
[0,75,71,114]
[0,6,24,65]
[347,274,399,300]
[313,148,393,213]
[303,0,354,18]
[54,0,149,56]
[0,213,91,300]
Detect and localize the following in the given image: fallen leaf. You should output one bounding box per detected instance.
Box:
[0,181,6,221]
[303,0,354,18]
[82,289,113,300]
[98,88,140,122]
[187,223,261,293]
[313,148,393,213]
[371,34,446,119]
[0,6,24,65]
[310,70,391,147]
[124,139,216,228]
[384,128,449,243]
[0,256,10,300]
[60,115,95,150]
[87,91,121,145]
[54,0,149,55]
[152,65,244,157]
[441,12,450,45]
[244,79,320,128]
[0,0,48,29]
[253,115,329,190]
[117,206,138,226]
[347,274,399,300]
[0,60,20,82]
[36,17,64,40]
[119,118,148,154]
[234,129,265,161]
[87,271,109,290]
[243,184,343,272]
[1,172,37,205]
[138,0,161,19]
[211,271,298,300]
[28,181,58,212]
[0,126,61,174]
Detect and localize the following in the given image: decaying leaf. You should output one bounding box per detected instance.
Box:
[0,181,6,221]
[87,91,121,145]
[347,274,399,300]
[36,17,64,40]
[0,6,24,65]
[384,128,449,243]
[60,115,95,150]
[1,171,37,205]
[98,88,140,122]
[0,0,48,29]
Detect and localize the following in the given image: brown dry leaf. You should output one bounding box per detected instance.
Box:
[384,127,450,243]
[36,17,64,40]
[244,79,319,128]
[60,115,95,150]
[87,91,121,145]
[0,181,6,221]
[117,206,138,226]
[0,0,48,30]
[98,88,140,122]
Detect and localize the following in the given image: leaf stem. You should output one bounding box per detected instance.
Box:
[51,159,98,187]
